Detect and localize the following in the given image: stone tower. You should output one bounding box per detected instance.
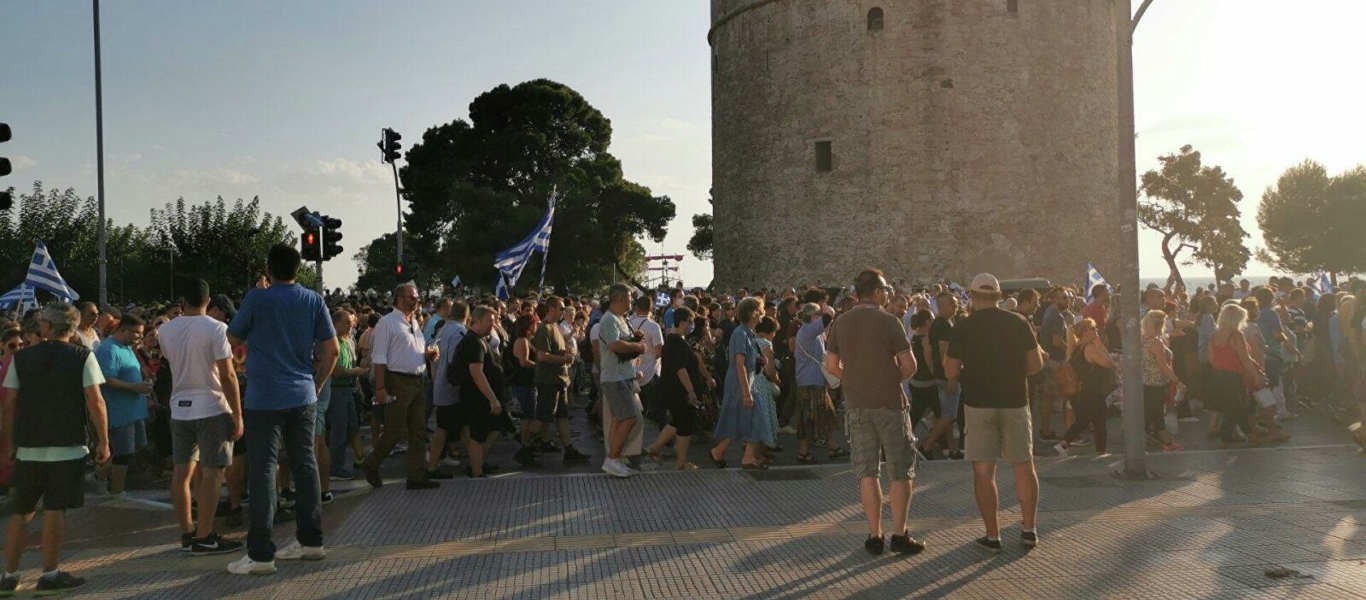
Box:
[709,0,1121,289]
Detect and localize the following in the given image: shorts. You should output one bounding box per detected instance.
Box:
[171,414,235,468]
[908,384,940,424]
[109,419,147,457]
[315,384,333,434]
[511,385,538,417]
[12,458,85,513]
[602,379,642,420]
[435,404,464,434]
[460,400,495,444]
[845,408,918,482]
[935,381,961,420]
[535,381,570,422]
[963,406,1034,464]
[659,388,698,437]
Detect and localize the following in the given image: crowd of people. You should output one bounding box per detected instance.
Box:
[1,246,1364,590]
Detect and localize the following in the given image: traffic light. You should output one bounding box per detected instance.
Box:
[395,263,405,277]
[378,128,402,163]
[301,230,322,262]
[1,123,12,211]
[320,215,343,260]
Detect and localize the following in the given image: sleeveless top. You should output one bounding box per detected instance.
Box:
[1142,339,1171,386]
[1070,345,1113,396]
[909,333,936,384]
[1210,335,1245,374]
[511,338,536,388]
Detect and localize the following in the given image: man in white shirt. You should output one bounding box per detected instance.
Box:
[157,279,244,556]
[361,283,439,491]
[627,297,664,385]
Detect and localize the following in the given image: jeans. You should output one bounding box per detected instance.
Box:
[327,386,360,475]
[245,404,323,562]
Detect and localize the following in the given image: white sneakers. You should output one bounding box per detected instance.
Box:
[778,425,798,436]
[441,457,462,468]
[1053,443,1070,457]
[275,540,327,561]
[226,541,324,575]
[601,458,637,478]
[226,556,277,576]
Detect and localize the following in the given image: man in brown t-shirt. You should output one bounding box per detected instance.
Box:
[825,269,924,557]
[531,297,589,462]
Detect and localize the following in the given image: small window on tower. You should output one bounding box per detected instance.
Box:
[815,141,833,172]
[1007,0,1018,14]
[868,7,884,31]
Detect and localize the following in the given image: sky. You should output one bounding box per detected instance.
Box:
[2,0,1364,292]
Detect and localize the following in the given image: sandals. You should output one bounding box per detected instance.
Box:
[741,462,769,470]
[677,462,700,471]
[708,451,728,469]
[797,453,819,464]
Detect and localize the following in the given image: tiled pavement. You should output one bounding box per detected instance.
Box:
[9,441,1366,599]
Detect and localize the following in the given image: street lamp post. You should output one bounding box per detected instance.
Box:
[92,0,108,308]
[1118,0,1157,478]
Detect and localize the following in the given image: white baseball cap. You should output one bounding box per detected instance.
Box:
[970,273,1001,294]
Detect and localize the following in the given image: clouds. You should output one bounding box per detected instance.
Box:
[8,155,39,171]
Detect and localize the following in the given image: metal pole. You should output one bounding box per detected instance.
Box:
[392,158,402,268]
[1117,0,1147,477]
[316,224,325,296]
[93,0,108,307]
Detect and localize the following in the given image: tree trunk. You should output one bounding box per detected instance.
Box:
[1160,231,1185,288]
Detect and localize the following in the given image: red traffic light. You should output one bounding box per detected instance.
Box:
[305,232,317,245]
[395,264,404,275]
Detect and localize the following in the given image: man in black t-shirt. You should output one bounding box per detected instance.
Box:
[455,305,504,478]
[945,273,1046,553]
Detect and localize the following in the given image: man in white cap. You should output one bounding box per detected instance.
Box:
[944,273,1046,553]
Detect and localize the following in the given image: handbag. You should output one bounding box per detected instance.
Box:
[795,333,841,389]
[1054,361,1082,397]
[612,315,644,363]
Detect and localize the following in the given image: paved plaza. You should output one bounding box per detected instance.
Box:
[6,426,1366,599]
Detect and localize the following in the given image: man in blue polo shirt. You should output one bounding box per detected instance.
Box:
[225,244,338,576]
[94,316,152,499]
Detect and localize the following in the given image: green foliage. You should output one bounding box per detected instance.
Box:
[687,190,714,261]
[394,79,675,296]
[0,181,297,304]
[1258,161,1366,276]
[1138,145,1249,285]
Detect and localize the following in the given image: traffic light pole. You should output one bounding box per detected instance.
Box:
[93,0,109,308]
[315,223,325,296]
[391,158,402,272]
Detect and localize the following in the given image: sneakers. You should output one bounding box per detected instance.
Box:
[888,533,925,555]
[424,469,455,480]
[1038,430,1062,442]
[405,479,440,490]
[975,536,1003,553]
[393,441,409,454]
[321,491,335,505]
[274,540,326,561]
[1021,531,1039,548]
[563,446,591,462]
[279,488,297,509]
[515,447,541,467]
[864,535,885,555]
[440,457,462,468]
[34,571,85,595]
[778,425,798,436]
[181,531,197,552]
[601,458,636,478]
[191,533,245,556]
[328,472,354,482]
[226,555,277,576]
[1,573,17,597]
[1053,443,1070,457]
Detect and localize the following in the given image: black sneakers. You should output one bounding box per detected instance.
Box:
[889,533,926,555]
[181,532,197,552]
[321,491,335,505]
[191,533,245,556]
[0,573,18,597]
[864,535,885,555]
[34,571,86,594]
[515,447,540,467]
[975,536,1003,553]
[1021,531,1039,548]
[563,446,591,462]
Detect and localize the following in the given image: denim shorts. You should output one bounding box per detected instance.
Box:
[511,385,538,417]
[109,419,147,457]
[935,381,961,420]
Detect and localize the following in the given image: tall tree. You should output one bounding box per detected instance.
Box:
[399,79,675,294]
[1139,145,1249,285]
[687,190,714,261]
[147,196,294,299]
[1258,161,1366,278]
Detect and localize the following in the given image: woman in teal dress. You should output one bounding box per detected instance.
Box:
[753,318,781,452]
[708,297,768,470]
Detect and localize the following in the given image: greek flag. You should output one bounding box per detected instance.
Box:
[493,190,557,293]
[1085,263,1111,302]
[0,283,36,312]
[495,271,511,301]
[1317,272,1332,295]
[26,240,79,300]
[450,275,462,289]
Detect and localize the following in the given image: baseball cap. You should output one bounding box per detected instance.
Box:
[209,294,237,320]
[970,273,1001,294]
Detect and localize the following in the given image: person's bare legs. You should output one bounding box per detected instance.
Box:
[1012,460,1039,533]
[226,461,245,511]
[171,464,196,536]
[1040,390,1057,437]
[922,416,954,454]
[673,435,692,469]
[465,426,486,477]
[742,441,761,466]
[609,417,636,460]
[860,477,884,538]
[647,425,677,457]
[710,438,732,463]
[427,428,448,472]
[109,463,129,495]
[194,467,226,537]
[4,513,34,573]
[556,419,574,447]
[889,480,913,537]
[972,461,1001,538]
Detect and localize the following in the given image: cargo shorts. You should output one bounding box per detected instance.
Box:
[845,408,918,482]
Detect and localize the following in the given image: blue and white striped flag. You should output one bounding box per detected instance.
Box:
[1317,272,1332,295]
[0,283,37,312]
[493,190,557,292]
[1085,263,1111,302]
[26,240,79,300]
[495,271,511,301]
[450,275,462,289]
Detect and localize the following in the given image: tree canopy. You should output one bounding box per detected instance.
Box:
[1257,160,1366,277]
[1138,145,1249,285]
[687,190,714,261]
[366,79,675,295]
